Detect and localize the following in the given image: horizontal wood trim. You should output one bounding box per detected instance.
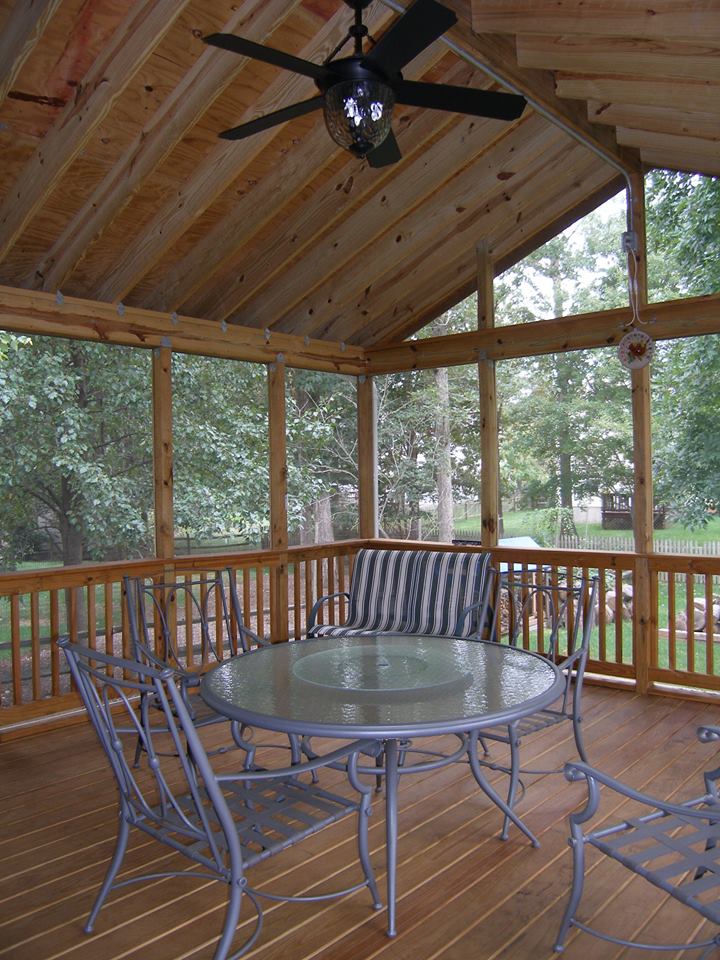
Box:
[0,285,366,374]
[365,292,720,373]
[587,100,720,139]
[555,73,720,115]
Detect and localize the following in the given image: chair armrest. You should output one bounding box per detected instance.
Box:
[564,760,718,824]
[307,591,350,635]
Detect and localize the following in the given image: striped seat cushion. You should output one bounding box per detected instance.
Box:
[312,548,490,638]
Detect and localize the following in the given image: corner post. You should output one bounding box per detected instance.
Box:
[628,171,654,694]
[357,375,378,539]
[477,242,499,548]
[268,360,289,643]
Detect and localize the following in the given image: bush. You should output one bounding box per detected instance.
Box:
[529,507,577,546]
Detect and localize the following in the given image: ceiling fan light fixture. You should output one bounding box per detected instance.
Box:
[323,78,395,157]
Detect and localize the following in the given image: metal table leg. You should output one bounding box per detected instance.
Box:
[384,738,399,937]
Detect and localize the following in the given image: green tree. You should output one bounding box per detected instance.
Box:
[0,335,153,567]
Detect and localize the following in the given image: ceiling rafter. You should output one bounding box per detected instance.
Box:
[180,53,476,322]
[30,0,296,294]
[89,2,381,305]
[0,0,191,266]
[0,0,62,103]
[274,113,559,341]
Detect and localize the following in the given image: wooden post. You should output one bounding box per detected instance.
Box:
[477,242,500,548]
[152,346,174,560]
[627,171,654,694]
[267,360,289,643]
[357,375,378,539]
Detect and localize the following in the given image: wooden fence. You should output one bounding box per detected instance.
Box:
[1,540,719,739]
[556,534,720,555]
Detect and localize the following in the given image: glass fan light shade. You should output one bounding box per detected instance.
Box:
[323,79,395,157]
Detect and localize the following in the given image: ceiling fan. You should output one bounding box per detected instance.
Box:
[204,0,526,167]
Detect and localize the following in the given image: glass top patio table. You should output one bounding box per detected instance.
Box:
[200,633,563,936]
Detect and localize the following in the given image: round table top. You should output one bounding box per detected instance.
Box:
[200,633,563,739]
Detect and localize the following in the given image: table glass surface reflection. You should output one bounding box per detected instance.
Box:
[200,633,561,738]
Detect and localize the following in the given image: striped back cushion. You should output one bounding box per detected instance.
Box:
[342,548,417,633]
[403,550,491,637]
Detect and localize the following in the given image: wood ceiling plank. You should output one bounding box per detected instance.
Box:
[617,126,720,159]
[555,73,720,113]
[0,0,62,103]
[32,0,296,294]
[365,292,720,373]
[471,1,720,42]
[90,4,371,304]
[176,51,470,318]
[443,13,640,174]
[587,100,720,139]
[232,110,541,336]
[517,35,720,83]
[144,17,446,316]
[0,284,366,374]
[0,0,191,266]
[275,116,564,341]
[356,144,617,345]
[640,148,720,177]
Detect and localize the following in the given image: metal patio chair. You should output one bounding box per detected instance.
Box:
[555,725,720,956]
[60,639,381,960]
[472,572,599,839]
[123,570,269,764]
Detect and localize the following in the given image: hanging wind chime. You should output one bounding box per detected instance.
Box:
[617,230,654,370]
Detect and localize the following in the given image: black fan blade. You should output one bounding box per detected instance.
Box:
[365,0,456,75]
[204,33,330,84]
[219,95,325,140]
[367,130,402,167]
[394,80,526,121]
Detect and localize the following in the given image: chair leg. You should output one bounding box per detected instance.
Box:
[213,879,245,960]
[357,798,382,910]
[572,712,588,764]
[501,726,521,842]
[553,832,586,952]
[85,816,130,933]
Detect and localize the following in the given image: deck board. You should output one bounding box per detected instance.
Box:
[1,686,720,960]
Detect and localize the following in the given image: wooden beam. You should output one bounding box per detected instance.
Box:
[640,150,720,178]
[476,244,499,548]
[0,0,62,103]
[356,376,378,539]
[267,361,288,643]
[555,74,720,114]
[444,8,640,174]
[152,347,174,559]
[617,127,720,161]
[0,285,366,374]
[90,4,371,305]
[516,35,720,83]
[471,1,720,42]
[364,292,720,373]
[32,0,293,293]
[587,100,720,140]
[0,0,189,266]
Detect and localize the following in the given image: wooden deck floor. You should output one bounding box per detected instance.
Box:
[2,685,720,960]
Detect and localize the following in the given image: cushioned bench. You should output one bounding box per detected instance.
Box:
[307,547,492,639]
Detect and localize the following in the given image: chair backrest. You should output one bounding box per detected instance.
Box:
[487,573,599,665]
[60,638,242,877]
[343,548,491,637]
[124,568,265,674]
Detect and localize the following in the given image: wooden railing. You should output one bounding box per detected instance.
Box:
[1,540,719,739]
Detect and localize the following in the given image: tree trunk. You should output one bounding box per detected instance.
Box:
[314,495,334,544]
[434,364,454,542]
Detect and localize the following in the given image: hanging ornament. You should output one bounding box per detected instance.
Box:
[617,328,654,370]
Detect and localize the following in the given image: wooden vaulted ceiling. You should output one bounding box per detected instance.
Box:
[0,0,717,352]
